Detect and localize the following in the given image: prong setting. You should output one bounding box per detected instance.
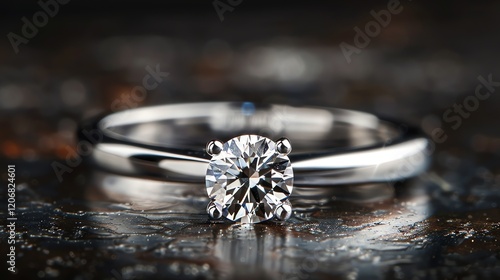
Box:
[274,200,293,221]
[207,200,223,220]
[206,135,294,223]
[276,137,292,155]
[206,140,223,156]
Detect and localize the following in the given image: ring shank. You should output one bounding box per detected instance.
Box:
[81,102,430,186]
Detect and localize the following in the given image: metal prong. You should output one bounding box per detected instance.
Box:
[206,140,223,156]
[276,137,292,155]
[274,200,292,221]
[207,200,223,220]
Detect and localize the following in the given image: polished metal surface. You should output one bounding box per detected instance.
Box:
[81,102,431,186]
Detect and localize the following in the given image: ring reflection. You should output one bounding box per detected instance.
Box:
[82,170,431,278]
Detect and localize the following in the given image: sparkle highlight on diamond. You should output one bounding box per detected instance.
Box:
[205,135,294,223]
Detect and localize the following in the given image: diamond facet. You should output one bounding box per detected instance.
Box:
[205,135,294,223]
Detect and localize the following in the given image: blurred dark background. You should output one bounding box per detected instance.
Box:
[0,1,499,279]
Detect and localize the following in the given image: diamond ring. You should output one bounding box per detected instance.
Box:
[80,102,430,224]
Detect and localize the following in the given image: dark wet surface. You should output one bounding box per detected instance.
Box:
[2,155,500,279]
[1,1,500,279]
